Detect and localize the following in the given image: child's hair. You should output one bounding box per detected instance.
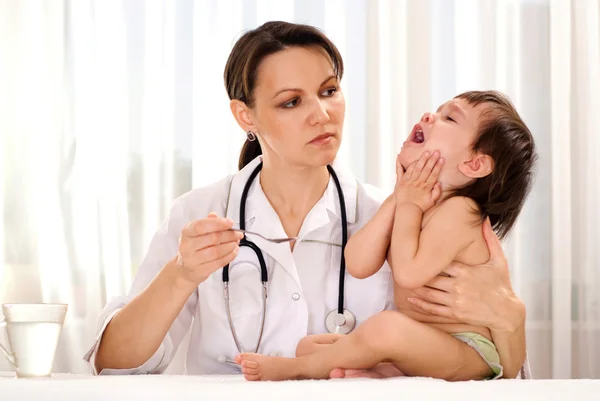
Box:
[449,90,537,240]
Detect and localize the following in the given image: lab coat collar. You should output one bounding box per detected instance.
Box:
[224,156,358,283]
[224,157,296,283]
[224,156,262,225]
[225,156,357,226]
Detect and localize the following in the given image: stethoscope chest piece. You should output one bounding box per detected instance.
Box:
[325,308,356,334]
[220,161,357,361]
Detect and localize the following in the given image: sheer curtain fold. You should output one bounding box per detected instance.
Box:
[1,0,599,378]
[549,0,573,379]
[569,0,600,379]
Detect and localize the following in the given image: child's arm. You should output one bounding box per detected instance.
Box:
[387,150,475,289]
[345,194,396,279]
[389,196,479,289]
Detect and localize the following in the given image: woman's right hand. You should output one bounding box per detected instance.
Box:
[176,212,244,286]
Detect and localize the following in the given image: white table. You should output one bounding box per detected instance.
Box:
[1,373,599,401]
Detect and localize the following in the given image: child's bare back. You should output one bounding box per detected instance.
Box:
[394,196,491,340]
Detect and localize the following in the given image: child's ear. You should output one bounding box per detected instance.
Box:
[458,153,494,178]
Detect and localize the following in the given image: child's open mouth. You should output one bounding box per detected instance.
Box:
[411,124,425,144]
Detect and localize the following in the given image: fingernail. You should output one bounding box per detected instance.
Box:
[407,297,416,303]
[438,158,445,164]
[226,218,234,225]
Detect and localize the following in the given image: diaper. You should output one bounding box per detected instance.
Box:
[452,332,503,380]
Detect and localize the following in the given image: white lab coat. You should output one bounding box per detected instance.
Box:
[84,156,395,375]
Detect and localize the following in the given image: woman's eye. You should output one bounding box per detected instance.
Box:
[321,87,337,97]
[282,98,299,108]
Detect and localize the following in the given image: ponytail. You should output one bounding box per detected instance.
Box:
[238,139,262,170]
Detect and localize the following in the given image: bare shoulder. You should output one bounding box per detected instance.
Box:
[424,196,488,264]
[446,197,489,265]
[423,196,481,226]
[442,196,480,213]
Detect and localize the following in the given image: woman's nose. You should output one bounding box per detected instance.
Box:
[421,112,434,123]
[308,99,330,125]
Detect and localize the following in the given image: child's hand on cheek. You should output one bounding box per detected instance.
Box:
[394,151,444,213]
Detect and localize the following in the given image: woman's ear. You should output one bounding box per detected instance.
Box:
[230,99,256,132]
[458,153,494,178]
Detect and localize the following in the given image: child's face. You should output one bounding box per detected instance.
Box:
[399,98,484,188]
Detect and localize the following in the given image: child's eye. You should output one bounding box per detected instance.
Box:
[446,116,456,123]
[282,98,300,109]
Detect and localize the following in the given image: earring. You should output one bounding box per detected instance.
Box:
[246,131,257,141]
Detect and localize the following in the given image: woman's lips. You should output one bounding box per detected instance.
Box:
[309,133,335,145]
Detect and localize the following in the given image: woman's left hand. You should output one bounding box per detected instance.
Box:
[406,218,525,332]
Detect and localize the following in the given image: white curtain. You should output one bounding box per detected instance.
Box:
[0,0,598,379]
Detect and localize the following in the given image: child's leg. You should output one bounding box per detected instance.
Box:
[295,334,344,356]
[236,310,492,381]
[297,334,405,379]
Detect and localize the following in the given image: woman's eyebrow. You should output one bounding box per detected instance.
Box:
[271,75,337,99]
[320,75,337,85]
[272,87,302,99]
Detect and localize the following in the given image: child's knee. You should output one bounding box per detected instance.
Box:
[368,311,409,331]
[359,311,411,348]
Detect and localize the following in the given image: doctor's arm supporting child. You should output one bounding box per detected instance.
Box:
[236,90,537,381]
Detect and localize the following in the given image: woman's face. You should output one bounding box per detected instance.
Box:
[249,46,345,168]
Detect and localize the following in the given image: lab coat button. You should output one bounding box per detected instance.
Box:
[292,293,300,301]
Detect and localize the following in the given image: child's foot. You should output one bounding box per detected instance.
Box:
[235,353,299,381]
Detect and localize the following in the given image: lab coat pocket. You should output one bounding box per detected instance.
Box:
[327,245,390,325]
[205,247,265,353]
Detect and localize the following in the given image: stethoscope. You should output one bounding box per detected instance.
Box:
[220,162,356,362]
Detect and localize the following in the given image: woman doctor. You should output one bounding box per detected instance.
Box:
[85,21,527,379]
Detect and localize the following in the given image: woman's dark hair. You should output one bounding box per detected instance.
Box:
[224,21,344,170]
[450,90,537,240]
